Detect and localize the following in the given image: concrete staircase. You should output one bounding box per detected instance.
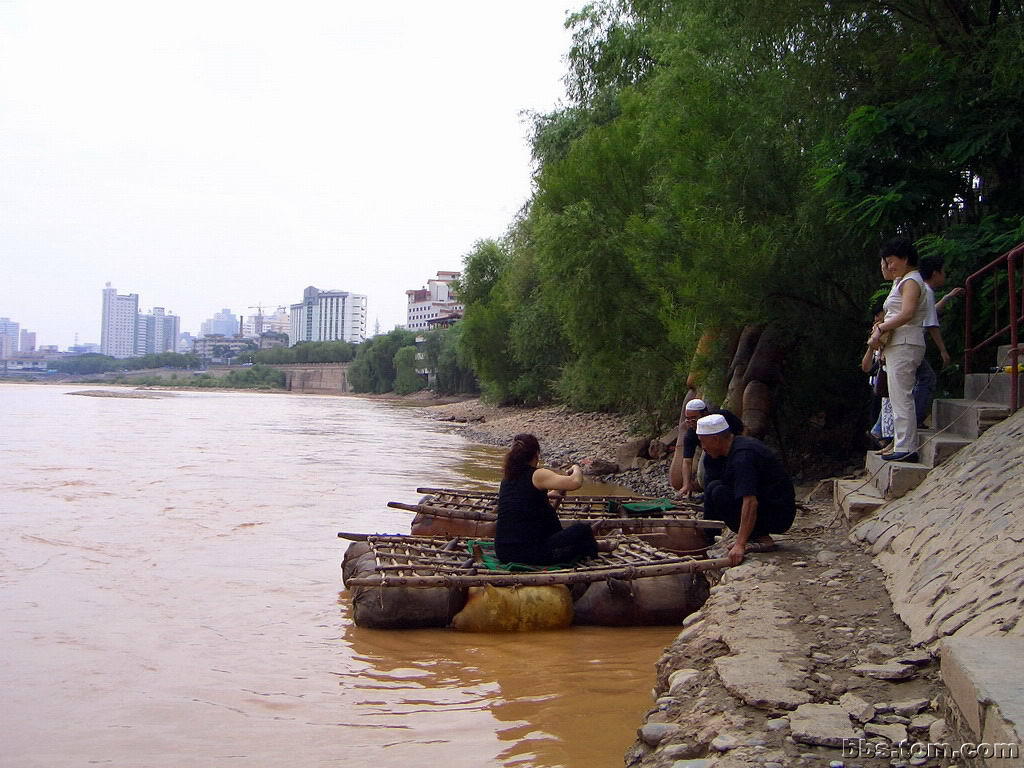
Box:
[835,343,1019,523]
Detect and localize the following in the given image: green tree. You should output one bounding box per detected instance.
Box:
[392,345,425,395]
[348,329,417,393]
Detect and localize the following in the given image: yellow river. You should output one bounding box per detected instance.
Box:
[0,383,680,768]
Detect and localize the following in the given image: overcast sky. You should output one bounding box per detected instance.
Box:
[0,1,576,349]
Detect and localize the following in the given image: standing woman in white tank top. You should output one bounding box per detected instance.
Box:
[868,238,929,462]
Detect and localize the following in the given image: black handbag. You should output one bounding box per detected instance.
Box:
[870,358,888,398]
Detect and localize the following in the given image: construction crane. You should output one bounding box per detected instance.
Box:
[248,304,269,336]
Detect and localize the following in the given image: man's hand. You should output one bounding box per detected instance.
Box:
[727,541,746,566]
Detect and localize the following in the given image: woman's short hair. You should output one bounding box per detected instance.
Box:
[919,254,944,281]
[878,237,919,266]
[503,433,540,479]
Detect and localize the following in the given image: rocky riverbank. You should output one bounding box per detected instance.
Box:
[628,501,948,768]
[422,398,679,497]
[420,398,955,767]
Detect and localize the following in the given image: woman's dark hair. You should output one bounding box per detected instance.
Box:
[503,433,540,479]
[919,254,944,281]
[878,237,919,266]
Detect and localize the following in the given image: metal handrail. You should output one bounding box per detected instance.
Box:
[964,241,1024,412]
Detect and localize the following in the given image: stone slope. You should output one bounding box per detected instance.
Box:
[851,408,1024,647]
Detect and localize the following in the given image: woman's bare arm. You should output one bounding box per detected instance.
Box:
[860,345,875,373]
[532,466,584,492]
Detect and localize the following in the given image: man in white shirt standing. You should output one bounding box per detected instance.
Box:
[914,255,963,427]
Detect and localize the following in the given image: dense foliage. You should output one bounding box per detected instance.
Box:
[347,327,478,396]
[124,364,286,389]
[348,329,418,394]
[54,352,202,375]
[253,340,355,364]
[455,0,1024,444]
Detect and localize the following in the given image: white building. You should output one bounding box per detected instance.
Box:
[0,317,19,358]
[406,271,463,331]
[135,307,180,356]
[290,286,367,345]
[100,283,139,358]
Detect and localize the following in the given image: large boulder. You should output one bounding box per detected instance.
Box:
[615,438,650,467]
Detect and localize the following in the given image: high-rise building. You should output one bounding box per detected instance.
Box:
[406,271,463,330]
[200,309,240,337]
[135,307,180,356]
[290,286,367,345]
[19,329,36,353]
[0,317,19,358]
[243,306,290,338]
[100,283,141,358]
[264,306,291,335]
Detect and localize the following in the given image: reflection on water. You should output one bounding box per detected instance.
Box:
[0,384,676,768]
[341,610,678,768]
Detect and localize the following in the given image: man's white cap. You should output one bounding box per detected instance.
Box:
[696,413,730,435]
[684,398,707,412]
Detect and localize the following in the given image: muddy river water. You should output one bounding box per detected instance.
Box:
[0,384,679,768]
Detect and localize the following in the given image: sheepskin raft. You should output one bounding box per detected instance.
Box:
[387,487,720,553]
[340,533,725,631]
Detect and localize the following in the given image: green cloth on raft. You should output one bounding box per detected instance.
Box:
[466,539,580,572]
[605,498,677,517]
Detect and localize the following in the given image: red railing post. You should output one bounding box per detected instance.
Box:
[962,242,1024,413]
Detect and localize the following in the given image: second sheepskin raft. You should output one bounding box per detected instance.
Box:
[387,487,721,553]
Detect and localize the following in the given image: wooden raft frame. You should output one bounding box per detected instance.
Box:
[339,533,730,588]
[391,487,708,522]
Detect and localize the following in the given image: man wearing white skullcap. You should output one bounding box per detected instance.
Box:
[669,398,743,498]
[696,414,795,565]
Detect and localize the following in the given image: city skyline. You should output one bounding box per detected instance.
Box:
[0,1,572,350]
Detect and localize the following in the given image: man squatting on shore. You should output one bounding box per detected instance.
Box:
[667,398,744,498]
[695,413,796,566]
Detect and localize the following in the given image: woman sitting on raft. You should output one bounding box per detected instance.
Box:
[495,433,604,566]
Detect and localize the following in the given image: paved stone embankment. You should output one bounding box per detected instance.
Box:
[850,409,1024,647]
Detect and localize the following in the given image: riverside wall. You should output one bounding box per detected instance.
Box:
[266,363,351,394]
[851,408,1024,647]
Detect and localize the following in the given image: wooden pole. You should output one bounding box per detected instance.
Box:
[346,556,731,588]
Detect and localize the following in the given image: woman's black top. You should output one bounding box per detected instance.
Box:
[495,467,562,561]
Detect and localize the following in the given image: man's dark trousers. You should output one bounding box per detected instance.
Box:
[703,479,795,538]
